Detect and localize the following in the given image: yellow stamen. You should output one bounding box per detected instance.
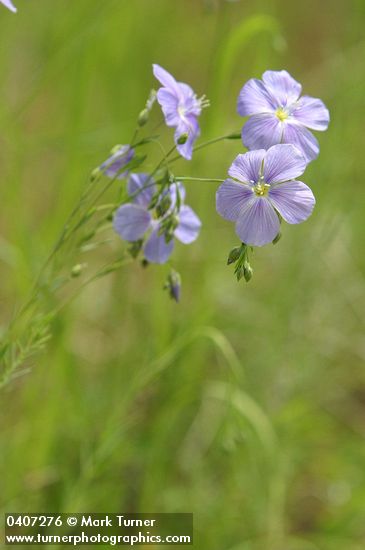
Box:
[276,107,289,121]
[253,182,270,197]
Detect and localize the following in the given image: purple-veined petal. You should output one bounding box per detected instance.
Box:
[174,205,201,244]
[169,182,186,208]
[216,179,254,222]
[235,197,280,247]
[100,145,135,180]
[144,228,174,264]
[237,78,276,116]
[178,83,202,116]
[292,95,330,131]
[113,204,151,242]
[263,144,307,184]
[156,88,180,126]
[262,70,302,107]
[268,180,315,224]
[175,116,200,160]
[241,113,283,151]
[228,150,266,183]
[127,173,156,208]
[153,64,181,95]
[282,121,320,162]
[1,0,17,12]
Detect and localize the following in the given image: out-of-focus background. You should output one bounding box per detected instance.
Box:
[1,0,365,548]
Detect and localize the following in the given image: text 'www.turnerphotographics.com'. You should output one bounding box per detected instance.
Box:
[4,513,193,546]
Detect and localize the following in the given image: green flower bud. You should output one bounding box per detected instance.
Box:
[111,144,123,154]
[243,263,253,282]
[90,167,101,182]
[227,246,242,265]
[235,265,245,281]
[164,269,181,303]
[71,264,84,278]
[177,133,189,145]
[138,108,149,127]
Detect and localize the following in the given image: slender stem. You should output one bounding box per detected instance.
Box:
[150,143,177,177]
[130,126,140,146]
[175,176,224,183]
[169,133,240,164]
[54,257,133,316]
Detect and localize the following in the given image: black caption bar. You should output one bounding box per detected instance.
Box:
[4,513,193,546]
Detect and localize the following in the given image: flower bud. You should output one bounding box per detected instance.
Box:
[138,108,149,127]
[235,265,245,281]
[164,270,181,302]
[111,144,123,155]
[90,167,101,182]
[227,246,242,265]
[71,264,84,278]
[243,263,253,282]
[177,133,189,145]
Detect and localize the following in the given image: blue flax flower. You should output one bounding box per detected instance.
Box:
[153,64,209,160]
[238,70,330,162]
[113,173,201,263]
[100,145,135,179]
[216,144,315,247]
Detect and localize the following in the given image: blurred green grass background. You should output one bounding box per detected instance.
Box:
[1,0,365,548]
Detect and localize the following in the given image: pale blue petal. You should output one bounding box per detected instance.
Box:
[175,116,200,160]
[216,179,254,222]
[100,145,134,180]
[153,64,180,95]
[113,204,151,241]
[268,180,315,224]
[282,121,320,162]
[235,197,280,247]
[262,70,302,107]
[156,88,180,126]
[292,95,330,131]
[241,113,283,151]
[174,205,201,244]
[237,78,276,116]
[144,228,174,264]
[228,150,266,183]
[127,173,156,208]
[169,182,186,209]
[1,0,17,12]
[263,144,307,184]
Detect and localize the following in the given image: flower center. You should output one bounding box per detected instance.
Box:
[253,180,270,197]
[178,105,187,118]
[275,107,289,121]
